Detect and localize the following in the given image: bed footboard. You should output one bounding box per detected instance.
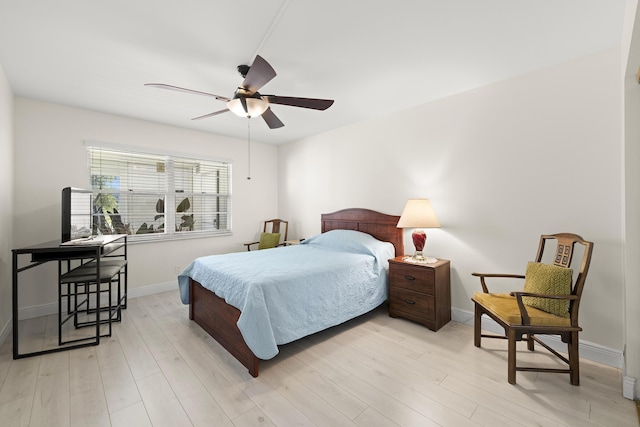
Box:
[189,278,259,377]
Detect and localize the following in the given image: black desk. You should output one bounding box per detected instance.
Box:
[12,234,127,359]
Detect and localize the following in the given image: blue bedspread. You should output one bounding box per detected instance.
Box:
[178,229,395,359]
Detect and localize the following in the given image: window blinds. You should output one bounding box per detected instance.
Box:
[87,145,231,240]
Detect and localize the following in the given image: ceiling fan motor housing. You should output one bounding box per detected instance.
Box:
[237,64,250,78]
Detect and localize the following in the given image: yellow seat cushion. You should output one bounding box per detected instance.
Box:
[472,292,571,327]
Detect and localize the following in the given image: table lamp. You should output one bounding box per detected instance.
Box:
[397,198,440,263]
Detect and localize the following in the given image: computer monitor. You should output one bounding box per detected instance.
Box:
[61,187,93,242]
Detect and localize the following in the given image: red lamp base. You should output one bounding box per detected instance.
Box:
[411,229,426,260]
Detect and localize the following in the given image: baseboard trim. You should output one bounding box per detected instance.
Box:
[16,281,179,321]
[623,375,637,400]
[451,307,624,369]
[127,281,178,299]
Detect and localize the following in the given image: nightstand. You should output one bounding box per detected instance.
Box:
[388,256,451,331]
[283,239,303,246]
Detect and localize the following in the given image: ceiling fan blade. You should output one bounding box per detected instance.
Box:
[241,55,276,94]
[145,83,230,101]
[261,107,284,129]
[191,109,229,120]
[264,95,334,110]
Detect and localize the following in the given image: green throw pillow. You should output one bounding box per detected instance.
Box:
[258,232,281,250]
[522,261,573,317]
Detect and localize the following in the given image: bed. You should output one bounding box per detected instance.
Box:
[177,208,403,377]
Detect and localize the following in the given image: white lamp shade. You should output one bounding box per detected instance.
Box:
[227,97,269,118]
[397,199,440,228]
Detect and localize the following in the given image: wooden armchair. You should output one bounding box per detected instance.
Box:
[244,219,289,251]
[471,233,593,385]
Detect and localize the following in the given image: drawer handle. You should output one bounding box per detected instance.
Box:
[404,275,416,281]
[404,300,416,305]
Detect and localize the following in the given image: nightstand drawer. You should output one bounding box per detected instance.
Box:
[389,266,435,294]
[389,287,435,320]
[388,257,450,331]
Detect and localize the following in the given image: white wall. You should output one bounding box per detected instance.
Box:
[11,98,279,310]
[279,47,625,353]
[0,64,14,338]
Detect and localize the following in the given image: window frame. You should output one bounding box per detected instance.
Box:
[85,141,232,243]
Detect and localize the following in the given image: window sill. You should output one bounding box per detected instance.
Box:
[111,231,233,245]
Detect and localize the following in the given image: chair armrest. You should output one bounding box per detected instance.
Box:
[472,273,525,278]
[472,272,525,293]
[510,291,578,301]
[244,241,287,251]
[510,291,577,325]
[243,242,259,251]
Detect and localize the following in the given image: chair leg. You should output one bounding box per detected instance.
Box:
[122,265,128,310]
[107,279,113,337]
[507,328,517,384]
[526,333,535,351]
[568,331,580,386]
[474,303,482,347]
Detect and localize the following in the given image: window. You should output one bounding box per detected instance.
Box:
[87,144,232,241]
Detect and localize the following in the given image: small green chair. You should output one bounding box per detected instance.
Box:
[244,219,289,251]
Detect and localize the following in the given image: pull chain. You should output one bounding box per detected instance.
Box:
[247,118,251,180]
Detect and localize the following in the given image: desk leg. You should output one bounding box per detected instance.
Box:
[12,251,18,359]
[95,248,101,345]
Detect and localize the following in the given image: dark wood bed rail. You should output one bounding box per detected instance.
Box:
[189,279,259,376]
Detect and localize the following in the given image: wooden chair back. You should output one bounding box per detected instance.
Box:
[535,233,594,326]
[244,219,290,251]
[263,219,289,243]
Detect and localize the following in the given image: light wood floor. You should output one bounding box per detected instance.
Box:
[1,289,637,426]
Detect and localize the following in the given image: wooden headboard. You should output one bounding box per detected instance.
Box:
[321,208,404,257]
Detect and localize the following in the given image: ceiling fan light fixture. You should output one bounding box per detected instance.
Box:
[227,97,269,118]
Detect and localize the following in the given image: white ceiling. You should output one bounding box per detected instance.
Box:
[0,0,627,145]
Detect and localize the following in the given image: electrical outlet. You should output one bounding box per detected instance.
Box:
[174,266,182,274]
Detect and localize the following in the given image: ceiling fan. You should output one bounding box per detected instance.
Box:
[145,55,334,129]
